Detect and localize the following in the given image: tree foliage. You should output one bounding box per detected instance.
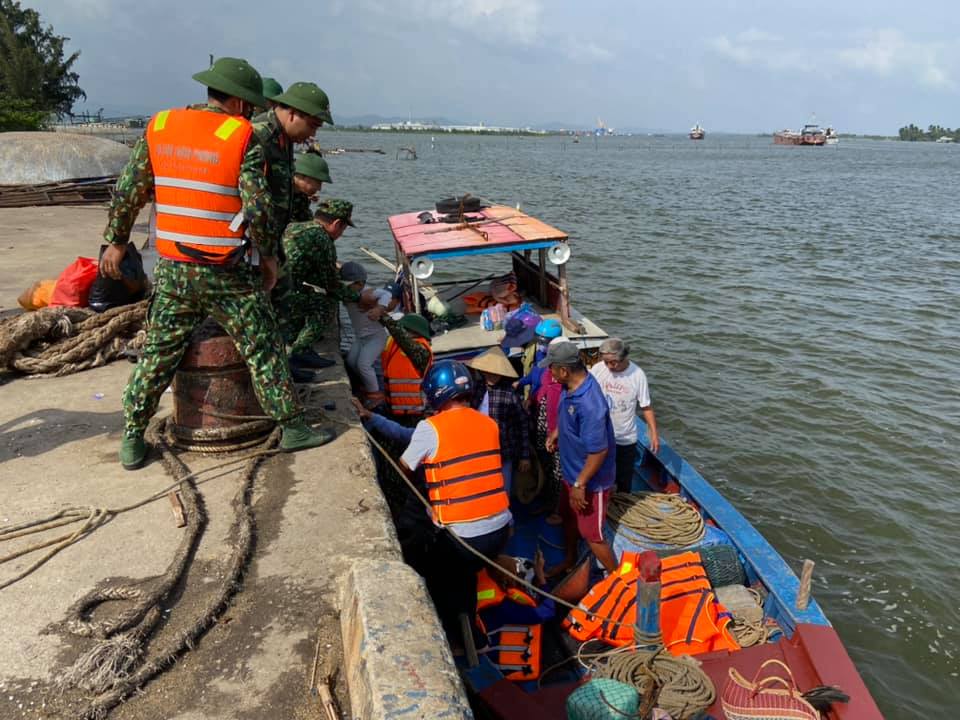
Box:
[0,0,85,130]
[898,123,960,142]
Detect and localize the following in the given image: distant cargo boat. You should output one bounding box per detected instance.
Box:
[774,122,826,146]
[689,123,705,140]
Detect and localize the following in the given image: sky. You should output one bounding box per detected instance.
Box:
[26,0,960,134]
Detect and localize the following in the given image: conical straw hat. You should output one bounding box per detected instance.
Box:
[466,346,518,379]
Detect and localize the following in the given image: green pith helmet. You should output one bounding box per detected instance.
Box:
[192,57,267,108]
[316,198,354,227]
[261,77,283,99]
[271,82,333,124]
[399,313,431,340]
[295,153,332,183]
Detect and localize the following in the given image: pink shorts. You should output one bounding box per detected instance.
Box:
[560,483,611,543]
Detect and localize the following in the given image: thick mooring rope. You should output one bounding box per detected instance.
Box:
[590,645,716,720]
[57,419,281,720]
[0,301,147,377]
[606,492,706,547]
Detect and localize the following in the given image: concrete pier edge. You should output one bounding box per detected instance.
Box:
[339,558,473,720]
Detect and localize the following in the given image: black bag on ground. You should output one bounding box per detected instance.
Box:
[88,243,148,312]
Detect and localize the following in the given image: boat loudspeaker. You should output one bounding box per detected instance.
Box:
[547,243,571,265]
[411,257,435,280]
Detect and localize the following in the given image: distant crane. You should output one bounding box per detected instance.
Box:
[595,117,614,136]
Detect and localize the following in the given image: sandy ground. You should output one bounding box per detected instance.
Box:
[0,206,401,719]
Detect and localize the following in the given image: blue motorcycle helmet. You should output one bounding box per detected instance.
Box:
[422,360,473,410]
[535,318,563,340]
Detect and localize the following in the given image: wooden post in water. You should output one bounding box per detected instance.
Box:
[796,559,815,611]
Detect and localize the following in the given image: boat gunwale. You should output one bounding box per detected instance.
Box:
[634,419,831,635]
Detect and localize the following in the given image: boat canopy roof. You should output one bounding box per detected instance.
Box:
[388,204,568,260]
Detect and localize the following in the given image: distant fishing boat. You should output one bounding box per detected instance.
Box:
[774,117,827,146]
[689,123,705,140]
[825,126,839,145]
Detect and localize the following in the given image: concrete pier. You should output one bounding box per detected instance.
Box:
[0,206,471,719]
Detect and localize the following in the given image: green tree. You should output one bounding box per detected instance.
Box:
[0,0,85,130]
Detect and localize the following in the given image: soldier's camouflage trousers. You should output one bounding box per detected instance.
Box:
[123,258,302,437]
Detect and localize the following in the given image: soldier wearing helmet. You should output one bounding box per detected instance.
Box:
[101,57,334,470]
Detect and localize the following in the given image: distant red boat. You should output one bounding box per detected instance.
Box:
[774,122,826,145]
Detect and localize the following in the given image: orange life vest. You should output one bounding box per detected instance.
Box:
[423,407,509,525]
[563,552,641,647]
[476,568,538,611]
[475,569,541,680]
[482,624,542,681]
[381,336,433,415]
[146,108,253,264]
[659,551,740,656]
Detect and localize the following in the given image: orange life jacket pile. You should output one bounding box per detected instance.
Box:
[563,550,741,656]
[476,569,542,681]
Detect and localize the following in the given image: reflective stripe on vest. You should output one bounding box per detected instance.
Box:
[154,203,239,222]
[381,336,433,415]
[155,229,244,247]
[659,551,740,656]
[153,177,241,196]
[146,108,253,264]
[477,569,537,612]
[423,407,509,524]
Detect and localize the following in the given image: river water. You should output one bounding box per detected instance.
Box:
[322,131,959,717]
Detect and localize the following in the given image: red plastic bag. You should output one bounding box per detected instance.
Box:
[49,257,100,308]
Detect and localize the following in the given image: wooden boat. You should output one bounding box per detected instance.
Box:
[380,201,885,719]
[387,202,608,359]
[464,425,886,719]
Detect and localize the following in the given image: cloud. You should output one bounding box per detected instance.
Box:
[565,40,614,64]
[836,29,954,89]
[407,0,544,45]
[708,28,809,71]
[709,26,957,91]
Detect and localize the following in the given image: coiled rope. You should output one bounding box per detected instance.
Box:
[607,492,705,546]
[58,419,281,720]
[589,644,716,720]
[0,301,147,378]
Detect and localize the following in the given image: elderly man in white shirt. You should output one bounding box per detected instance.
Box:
[589,337,660,493]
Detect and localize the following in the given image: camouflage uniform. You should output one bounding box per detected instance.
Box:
[273,221,341,353]
[273,198,360,353]
[250,109,295,246]
[290,191,313,222]
[380,315,431,375]
[107,105,302,437]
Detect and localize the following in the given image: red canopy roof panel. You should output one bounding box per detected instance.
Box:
[389,204,568,257]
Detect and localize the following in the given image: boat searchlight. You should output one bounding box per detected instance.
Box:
[547,243,571,265]
[411,256,435,280]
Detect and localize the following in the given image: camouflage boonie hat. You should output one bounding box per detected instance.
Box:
[316,198,354,227]
[271,82,333,124]
[295,153,332,183]
[261,77,283,99]
[192,57,267,108]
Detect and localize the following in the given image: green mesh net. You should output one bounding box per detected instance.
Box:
[566,678,640,720]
